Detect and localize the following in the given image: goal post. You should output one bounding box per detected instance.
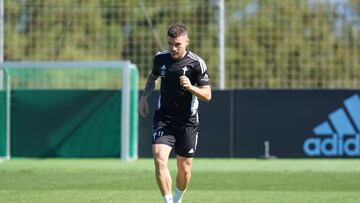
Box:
[0,61,138,161]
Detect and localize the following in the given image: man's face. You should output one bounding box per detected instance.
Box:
[168,34,189,60]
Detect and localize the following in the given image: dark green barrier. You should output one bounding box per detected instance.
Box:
[139,90,360,158]
[11,90,122,157]
[0,91,6,157]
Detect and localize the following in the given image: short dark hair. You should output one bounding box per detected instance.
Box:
[167,23,187,38]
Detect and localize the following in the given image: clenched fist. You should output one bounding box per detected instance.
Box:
[179,76,193,91]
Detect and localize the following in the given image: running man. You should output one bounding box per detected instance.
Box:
[139,23,211,203]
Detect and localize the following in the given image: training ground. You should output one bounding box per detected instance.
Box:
[0,158,359,203]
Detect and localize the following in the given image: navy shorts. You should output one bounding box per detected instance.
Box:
[152,111,199,157]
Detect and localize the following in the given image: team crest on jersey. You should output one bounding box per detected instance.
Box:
[160,65,166,78]
[182,66,188,76]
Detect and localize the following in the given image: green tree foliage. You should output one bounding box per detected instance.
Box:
[3,0,360,88]
[226,0,360,88]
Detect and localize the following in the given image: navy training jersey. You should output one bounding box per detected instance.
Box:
[152,50,210,120]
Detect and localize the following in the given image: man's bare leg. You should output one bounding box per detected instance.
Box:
[153,144,173,202]
[174,155,193,203]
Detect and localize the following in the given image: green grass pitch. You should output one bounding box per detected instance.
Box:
[0,158,360,203]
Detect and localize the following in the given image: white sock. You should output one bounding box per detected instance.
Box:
[173,188,186,203]
[163,194,173,203]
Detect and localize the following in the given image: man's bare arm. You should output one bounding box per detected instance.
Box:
[187,85,211,102]
[139,73,159,118]
[142,73,160,98]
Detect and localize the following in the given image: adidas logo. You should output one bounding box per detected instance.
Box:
[303,94,360,157]
[201,73,209,82]
[188,148,195,153]
[160,65,166,78]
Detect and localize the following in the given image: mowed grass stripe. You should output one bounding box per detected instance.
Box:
[0,159,359,203]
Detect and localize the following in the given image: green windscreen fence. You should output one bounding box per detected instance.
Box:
[0,61,138,159]
[11,90,121,157]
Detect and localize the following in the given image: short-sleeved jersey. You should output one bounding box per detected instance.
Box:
[152,50,210,121]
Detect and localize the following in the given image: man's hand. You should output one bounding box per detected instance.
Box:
[180,76,211,102]
[179,76,193,91]
[139,96,149,118]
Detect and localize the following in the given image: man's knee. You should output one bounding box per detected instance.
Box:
[152,144,172,168]
[177,157,193,174]
[154,156,168,169]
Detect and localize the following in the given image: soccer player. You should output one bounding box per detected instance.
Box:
[139,23,212,203]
